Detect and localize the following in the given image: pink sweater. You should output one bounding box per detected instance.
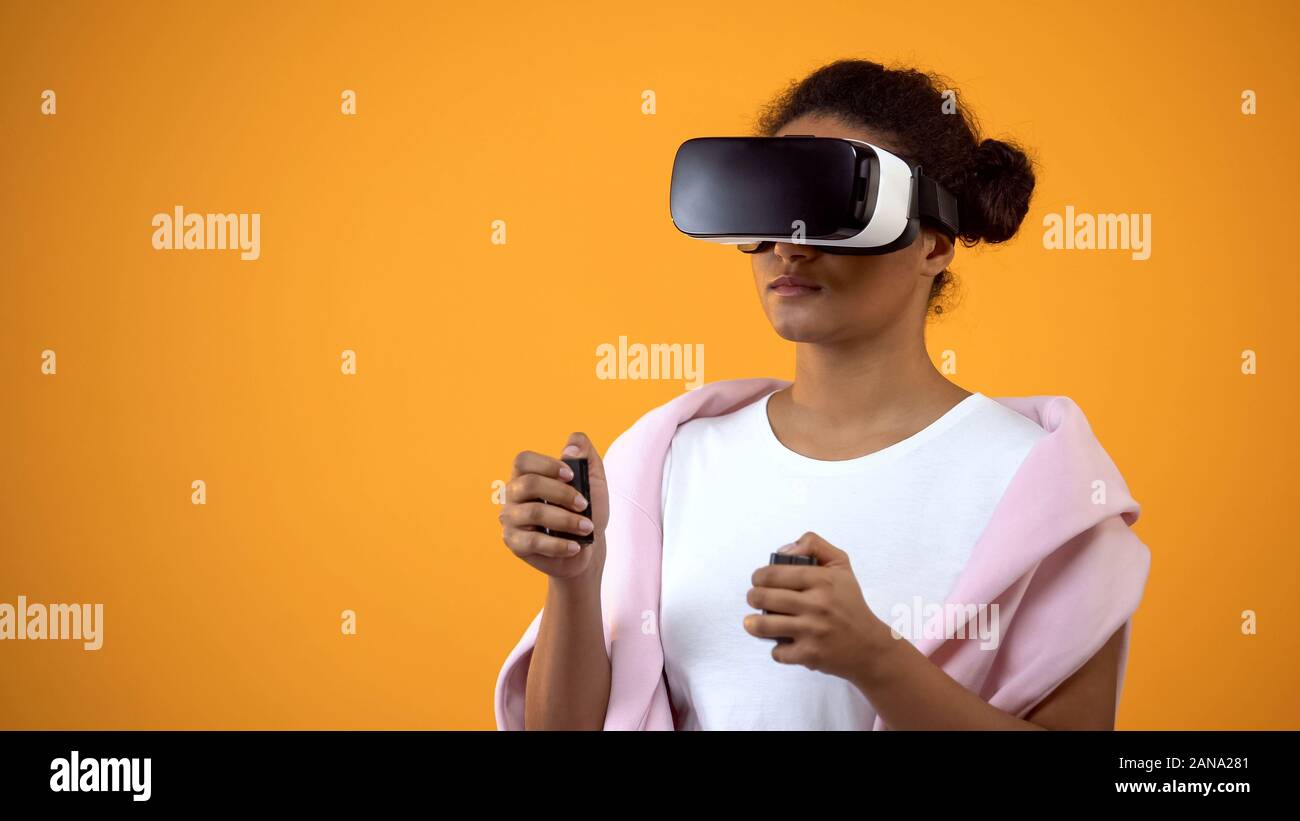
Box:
[494,377,1152,730]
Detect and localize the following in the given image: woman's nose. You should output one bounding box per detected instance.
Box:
[772,241,821,262]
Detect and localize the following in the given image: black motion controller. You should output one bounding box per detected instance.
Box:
[763,552,820,643]
[543,457,594,546]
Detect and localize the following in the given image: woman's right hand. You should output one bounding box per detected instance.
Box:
[500,431,609,580]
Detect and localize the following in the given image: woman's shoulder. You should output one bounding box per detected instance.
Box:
[967,392,1053,446]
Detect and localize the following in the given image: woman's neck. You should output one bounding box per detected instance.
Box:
[768,338,972,461]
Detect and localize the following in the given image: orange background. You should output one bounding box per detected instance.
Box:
[2,0,1297,729]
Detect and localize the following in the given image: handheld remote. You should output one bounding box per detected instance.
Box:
[763,552,819,643]
[542,456,594,545]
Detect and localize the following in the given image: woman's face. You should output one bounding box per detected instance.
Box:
[754,114,955,344]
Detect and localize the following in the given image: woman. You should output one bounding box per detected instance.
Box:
[494,59,1151,730]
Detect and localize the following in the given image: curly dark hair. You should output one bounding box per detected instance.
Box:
[753,59,1037,318]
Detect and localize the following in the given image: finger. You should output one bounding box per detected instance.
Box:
[506,472,589,511]
[503,526,583,558]
[770,637,808,666]
[776,531,850,567]
[746,586,810,616]
[502,500,595,538]
[751,564,820,591]
[511,450,575,483]
[742,612,805,641]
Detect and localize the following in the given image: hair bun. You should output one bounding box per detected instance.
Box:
[957,138,1036,244]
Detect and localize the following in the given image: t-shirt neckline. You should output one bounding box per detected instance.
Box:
[755,388,987,474]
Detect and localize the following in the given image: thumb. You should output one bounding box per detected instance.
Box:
[561,431,593,459]
[561,431,605,482]
[777,531,849,567]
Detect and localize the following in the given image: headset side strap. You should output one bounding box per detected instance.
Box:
[914,167,960,238]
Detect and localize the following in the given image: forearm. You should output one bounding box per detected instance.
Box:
[852,635,1043,730]
[523,554,611,730]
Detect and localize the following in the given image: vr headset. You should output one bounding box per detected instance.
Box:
[669,135,960,255]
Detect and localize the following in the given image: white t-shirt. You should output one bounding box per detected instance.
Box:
[659,387,1048,730]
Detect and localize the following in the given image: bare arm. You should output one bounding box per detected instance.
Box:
[501,434,614,730]
[854,625,1126,730]
[523,544,611,730]
[749,533,1130,731]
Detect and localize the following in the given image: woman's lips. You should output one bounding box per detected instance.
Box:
[771,284,822,297]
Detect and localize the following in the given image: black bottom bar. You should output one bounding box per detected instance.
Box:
[1,730,1284,807]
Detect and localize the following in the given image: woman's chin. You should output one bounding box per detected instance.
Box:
[768,317,830,343]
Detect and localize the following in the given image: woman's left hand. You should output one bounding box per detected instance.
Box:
[743,531,894,686]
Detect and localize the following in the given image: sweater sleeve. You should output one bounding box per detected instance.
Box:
[985,513,1152,723]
